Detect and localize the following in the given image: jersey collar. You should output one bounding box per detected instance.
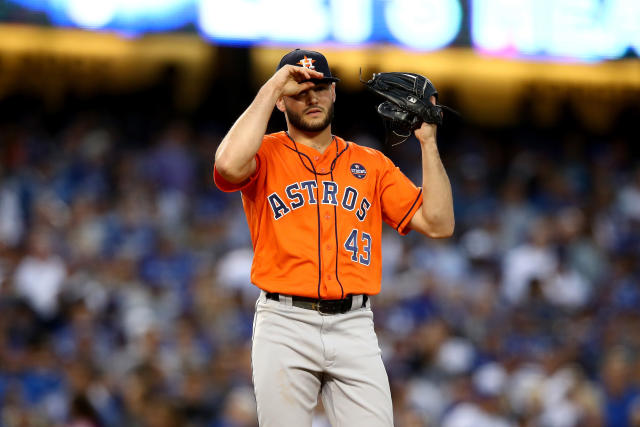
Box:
[278,131,347,158]
[280,131,350,177]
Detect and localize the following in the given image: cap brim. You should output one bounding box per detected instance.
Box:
[307,77,340,84]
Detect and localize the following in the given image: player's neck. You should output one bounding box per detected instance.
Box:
[287,126,333,154]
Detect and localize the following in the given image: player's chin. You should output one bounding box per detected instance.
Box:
[301,115,329,130]
[303,116,325,126]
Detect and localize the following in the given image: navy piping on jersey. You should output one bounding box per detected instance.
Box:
[282,134,350,176]
[284,132,349,299]
[330,169,345,299]
[396,188,423,232]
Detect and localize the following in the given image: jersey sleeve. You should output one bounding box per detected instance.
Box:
[213,134,277,194]
[214,154,262,193]
[378,154,423,235]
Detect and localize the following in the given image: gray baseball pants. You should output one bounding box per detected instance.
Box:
[251,290,394,427]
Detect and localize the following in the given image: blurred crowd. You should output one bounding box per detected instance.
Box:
[0,101,638,427]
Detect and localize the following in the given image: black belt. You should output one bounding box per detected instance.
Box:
[266,293,368,314]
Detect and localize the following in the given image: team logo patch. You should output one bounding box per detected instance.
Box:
[350,163,367,179]
[297,55,316,69]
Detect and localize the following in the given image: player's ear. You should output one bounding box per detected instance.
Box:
[276,97,286,113]
[331,83,336,102]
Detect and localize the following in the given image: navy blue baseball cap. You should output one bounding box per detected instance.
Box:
[277,49,340,83]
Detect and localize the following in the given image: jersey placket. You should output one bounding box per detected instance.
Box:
[313,152,338,298]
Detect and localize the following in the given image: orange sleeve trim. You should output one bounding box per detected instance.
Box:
[213,156,261,193]
[396,188,423,236]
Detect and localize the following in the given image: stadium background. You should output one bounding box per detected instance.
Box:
[0,1,639,426]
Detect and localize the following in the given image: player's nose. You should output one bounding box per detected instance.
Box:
[307,90,319,104]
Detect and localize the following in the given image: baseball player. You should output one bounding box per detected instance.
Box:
[214,49,454,426]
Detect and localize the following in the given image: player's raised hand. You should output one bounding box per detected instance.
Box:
[269,64,324,97]
[414,95,438,143]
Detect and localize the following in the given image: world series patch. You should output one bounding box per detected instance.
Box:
[350,163,367,179]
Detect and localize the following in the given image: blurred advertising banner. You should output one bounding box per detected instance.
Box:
[0,25,215,108]
[2,0,639,62]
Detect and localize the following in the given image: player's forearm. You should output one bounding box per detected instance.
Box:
[215,83,280,182]
[418,137,455,238]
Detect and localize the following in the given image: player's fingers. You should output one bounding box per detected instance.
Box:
[298,81,316,92]
[293,67,323,81]
[291,67,312,82]
[306,69,324,79]
[429,95,436,106]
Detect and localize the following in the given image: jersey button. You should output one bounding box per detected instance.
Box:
[328,275,332,280]
[319,168,325,172]
[326,245,331,250]
[314,156,320,161]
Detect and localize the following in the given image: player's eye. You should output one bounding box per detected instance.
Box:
[293,91,308,100]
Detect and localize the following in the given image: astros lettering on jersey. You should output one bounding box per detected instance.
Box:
[214,131,423,299]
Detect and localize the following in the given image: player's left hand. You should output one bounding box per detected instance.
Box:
[414,95,438,143]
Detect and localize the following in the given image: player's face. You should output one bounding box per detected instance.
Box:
[283,83,335,133]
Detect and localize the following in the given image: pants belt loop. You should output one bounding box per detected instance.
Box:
[282,294,293,307]
[351,295,363,311]
[259,290,268,302]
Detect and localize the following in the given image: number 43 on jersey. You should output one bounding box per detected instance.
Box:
[344,229,371,266]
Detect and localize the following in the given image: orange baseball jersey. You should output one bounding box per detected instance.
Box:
[214,131,423,299]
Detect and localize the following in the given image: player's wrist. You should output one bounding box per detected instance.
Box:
[260,79,285,102]
[417,133,437,146]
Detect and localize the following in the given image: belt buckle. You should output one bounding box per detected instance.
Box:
[314,300,332,315]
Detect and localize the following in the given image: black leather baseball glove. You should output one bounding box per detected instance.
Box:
[362,71,451,146]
